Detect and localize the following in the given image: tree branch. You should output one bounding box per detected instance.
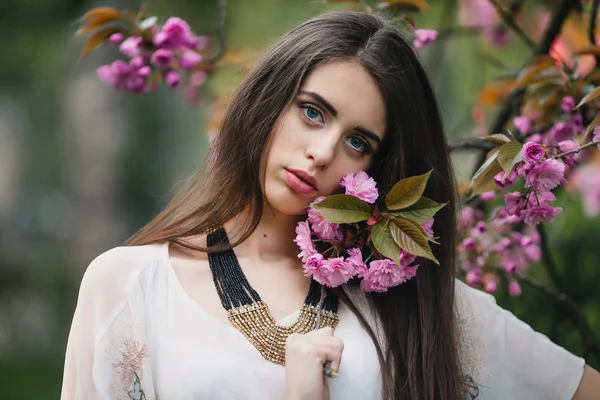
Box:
[519,275,600,362]
[489,0,535,49]
[208,0,228,63]
[448,138,499,151]
[470,0,581,178]
[554,137,600,158]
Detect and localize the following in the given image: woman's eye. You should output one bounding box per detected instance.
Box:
[346,136,370,154]
[300,105,324,124]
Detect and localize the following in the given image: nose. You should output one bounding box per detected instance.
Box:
[305,129,338,169]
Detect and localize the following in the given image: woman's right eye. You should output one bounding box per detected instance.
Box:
[299,104,324,124]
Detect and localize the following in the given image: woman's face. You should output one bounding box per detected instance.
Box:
[263,60,387,216]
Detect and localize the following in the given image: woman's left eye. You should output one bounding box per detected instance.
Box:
[346,136,370,154]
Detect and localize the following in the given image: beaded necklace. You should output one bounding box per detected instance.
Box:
[206,226,339,366]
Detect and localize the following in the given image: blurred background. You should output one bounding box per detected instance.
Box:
[1,0,599,398]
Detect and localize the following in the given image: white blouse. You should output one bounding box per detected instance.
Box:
[60,243,585,400]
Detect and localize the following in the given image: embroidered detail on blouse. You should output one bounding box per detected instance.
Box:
[113,338,149,397]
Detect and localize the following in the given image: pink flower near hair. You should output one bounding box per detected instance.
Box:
[421,218,434,237]
[521,141,545,165]
[413,29,438,50]
[154,17,195,49]
[346,248,368,279]
[307,207,342,241]
[340,171,379,203]
[294,221,316,263]
[360,259,418,292]
[312,257,355,287]
[524,159,566,193]
[521,204,562,225]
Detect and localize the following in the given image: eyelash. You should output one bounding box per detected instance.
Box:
[297,102,373,156]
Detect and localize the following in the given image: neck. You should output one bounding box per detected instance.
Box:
[227,206,304,263]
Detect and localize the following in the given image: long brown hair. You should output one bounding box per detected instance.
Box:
[129,11,470,399]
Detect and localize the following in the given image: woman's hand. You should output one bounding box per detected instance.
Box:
[284,327,344,400]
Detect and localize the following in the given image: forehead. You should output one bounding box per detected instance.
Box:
[300,60,387,139]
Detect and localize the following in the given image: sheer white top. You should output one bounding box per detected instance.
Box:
[60,243,585,399]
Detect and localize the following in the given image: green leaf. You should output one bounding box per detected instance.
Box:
[466,147,503,199]
[311,194,371,224]
[371,223,401,265]
[483,134,512,145]
[585,114,600,139]
[576,86,600,109]
[384,170,432,210]
[389,197,447,224]
[391,217,439,264]
[497,141,523,174]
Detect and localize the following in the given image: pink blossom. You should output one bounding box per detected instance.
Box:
[547,122,574,145]
[399,251,417,268]
[491,237,511,252]
[413,29,438,50]
[524,159,566,192]
[494,169,518,189]
[513,116,532,134]
[97,60,148,93]
[294,221,316,263]
[459,0,498,30]
[150,49,173,68]
[521,204,562,225]
[129,56,144,69]
[340,171,378,203]
[180,50,202,70]
[508,280,522,296]
[528,191,556,207]
[302,253,323,277]
[561,96,575,112]
[119,36,143,57]
[571,164,600,216]
[524,245,541,262]
[109,33,124,45]
[307,200,342,241]
[137,66,151,79]
[504,191,524,216]
[461,237,477,251]
[165,70,180,88]
[529,133,544,144]
[521,141,545,165]
[480,191,496,203]
[346,248,368,278]
[466,268,482,286]
[458,207,482,230]
[153,17,195,49]
[421,218,434,237]
[471,221,487,237]
[361,259,418,292]
[516,161,533,177]
[312,257,355,287]
[558,140,577,167]
[484,277,498,293]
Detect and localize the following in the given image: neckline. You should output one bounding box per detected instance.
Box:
[161,241,302,329]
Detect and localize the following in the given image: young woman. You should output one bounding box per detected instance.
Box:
[61,11,600,400]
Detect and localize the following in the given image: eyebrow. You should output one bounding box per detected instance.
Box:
[298,90,383,144]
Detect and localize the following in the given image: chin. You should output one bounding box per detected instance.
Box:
[264,183,313,216]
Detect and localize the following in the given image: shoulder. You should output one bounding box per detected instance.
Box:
[78,243,167,302]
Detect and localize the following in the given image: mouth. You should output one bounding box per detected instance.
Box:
[285,168,319,194]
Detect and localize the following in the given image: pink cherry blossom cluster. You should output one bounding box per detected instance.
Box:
[97,17,208,101]
[457,204,542,296]
[294,171,433,293]
[458,0,510,46]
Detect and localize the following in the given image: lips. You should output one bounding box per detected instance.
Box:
[285,168,319,195]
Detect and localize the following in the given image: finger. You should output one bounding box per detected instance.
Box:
[307,327,334,337]
[322,345,343,376]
